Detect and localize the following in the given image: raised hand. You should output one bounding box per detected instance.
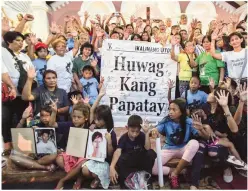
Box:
[90,58,98,68]
[95,14,101,22]
[216,19,224,30]
[102,15,107,21]
[82,97,90,104]
[24,14,34,21]
[211,31,218,41]
[84,11,90,19]
[70,95,79,105]
[2,17,11,32]
[50,22,59,34]
[239,82,247,102]
[90,19,96,25]
[215,90,229,107]
[191,114,203,130]
[22,106,33,119]
[130,15,135,23]
[141,119,152,134]
[27,66,36,79]
[191,18,198,29]
[223,77,231,90]
[29,33,37,45]
[50,99,58,113]
[208,77,215,89]
[229,16,238,25]
[167,79,175,89]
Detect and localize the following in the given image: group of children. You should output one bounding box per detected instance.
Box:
[10,74,247,189]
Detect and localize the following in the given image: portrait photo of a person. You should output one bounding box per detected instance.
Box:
[89,131,104,158]
[35,129,57,155]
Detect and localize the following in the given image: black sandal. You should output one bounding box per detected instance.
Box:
[2,149,11,156]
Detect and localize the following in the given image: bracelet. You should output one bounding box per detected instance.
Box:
[224,113,231,118]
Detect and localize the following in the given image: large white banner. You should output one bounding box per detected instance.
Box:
[100,39,177,127]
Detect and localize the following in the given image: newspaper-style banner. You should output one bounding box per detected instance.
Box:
[100,39,177,127]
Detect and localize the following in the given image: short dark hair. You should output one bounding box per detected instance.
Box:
[127,115,143,129]
[202,35,212,44]
[92,131,103,142]
[24,33,31,40]
[3,31,24,45]
[241,31,247,36]
[40,129,50,136]
[94,105,114,132]
[190,75,201,84]
[131,34,141,41]
[43,70,57,80]
[229,32,246,49]
[126,24,133,29]
[40,106,52,115]
[113,26,124,31]
[141,31,151,42]
[236,26,245,32]
[80,42,94,56]
[110,31,120,38]
[82,65,96,76]
[179,29,187,34]
[72,103,90,120]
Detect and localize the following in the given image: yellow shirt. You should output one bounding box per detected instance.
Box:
[178,53,192,81]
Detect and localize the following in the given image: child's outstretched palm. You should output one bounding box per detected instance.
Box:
[167,79,175,89]
[224,77,231,90]
[215,90,229,107]
[70,95,79,105]
[239,82,247,102]
[141,119,152,134]
[82,97,90,104]
[191,114,203,131]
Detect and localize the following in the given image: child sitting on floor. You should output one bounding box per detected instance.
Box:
[48,101,90,190]
[110,115,156,189]
[11,106,57,172]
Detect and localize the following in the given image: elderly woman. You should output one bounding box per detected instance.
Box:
[47,38,79,93]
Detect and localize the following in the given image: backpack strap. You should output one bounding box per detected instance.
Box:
[239,49,247,79]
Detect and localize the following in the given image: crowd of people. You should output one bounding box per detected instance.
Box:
[1,9,247,190]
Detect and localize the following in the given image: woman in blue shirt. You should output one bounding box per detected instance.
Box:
[152,98,209,189]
